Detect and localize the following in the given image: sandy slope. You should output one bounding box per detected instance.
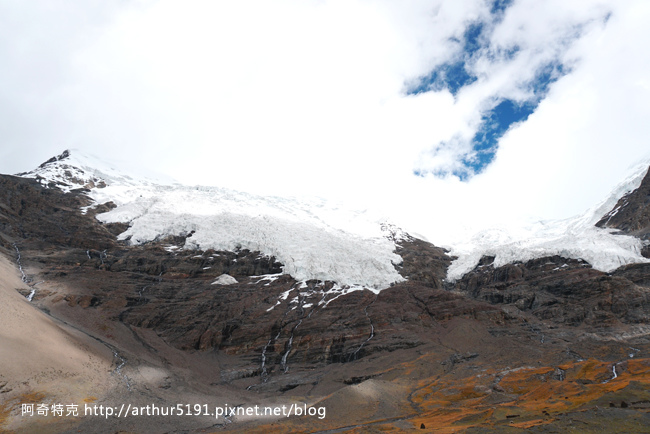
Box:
[0,251,114,432]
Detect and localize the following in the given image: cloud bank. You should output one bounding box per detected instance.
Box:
[1,0,649,244]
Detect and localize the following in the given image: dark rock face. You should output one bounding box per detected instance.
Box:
[395,236,453,289]
[597,166,650,241]
[0,175,115,250]
[454,255,650,328]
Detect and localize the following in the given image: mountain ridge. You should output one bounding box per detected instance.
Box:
[17,149,650,284]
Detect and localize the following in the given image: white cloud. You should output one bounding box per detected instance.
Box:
[474,0,650,220]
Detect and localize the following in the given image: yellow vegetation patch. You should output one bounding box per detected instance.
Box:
[403,357,650,432]
[627,359,650,375]
[0,391,47,431]
[0,402,11,431]
[239,356,650,433]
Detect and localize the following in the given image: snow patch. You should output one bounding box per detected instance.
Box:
[212,274,238,285]
[252,273,283,286]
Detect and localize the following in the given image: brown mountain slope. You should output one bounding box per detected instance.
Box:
[1,169,650,433]
[0,251,114,433]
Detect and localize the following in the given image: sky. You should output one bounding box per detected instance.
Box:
[1,0,650,244]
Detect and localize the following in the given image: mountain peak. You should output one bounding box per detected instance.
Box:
[37,149,72,168]
[18,149,176,191]
[17,148,108,192]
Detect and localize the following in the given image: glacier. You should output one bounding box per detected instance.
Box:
[18,149,650,287]
[445,160,650,281]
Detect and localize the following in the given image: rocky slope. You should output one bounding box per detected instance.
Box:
[1,155,650,433]
[597,166,650,257]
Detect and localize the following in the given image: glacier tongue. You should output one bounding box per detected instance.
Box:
[446,161,650,282]
[95,187,405,289]
[446,224,648,282]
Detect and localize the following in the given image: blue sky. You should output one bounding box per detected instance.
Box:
[408,1,574,180]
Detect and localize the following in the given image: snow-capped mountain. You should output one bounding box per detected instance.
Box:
[19,149,405,289]
[18,149,650,288]
[16,149,176,192]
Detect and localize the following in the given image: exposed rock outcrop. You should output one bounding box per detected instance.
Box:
[597,166,650,242]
